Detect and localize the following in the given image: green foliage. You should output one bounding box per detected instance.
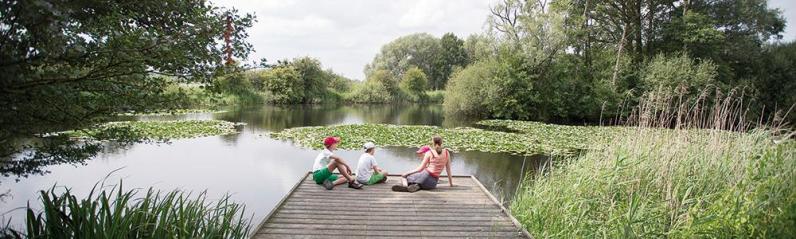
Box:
[510,109,795,238]
[65,120,238,141]
[3,182,251,238]
[344,80,393,104]
[432,33,470,90]
[754,42,796,123]
[261,66,304,104]
[400,67,429,101]
[368,69,399,97]
[365,33,440,83]
[640,54,719,96]
[425,90,445,103]
[291,57,328,103]
[0,0,254,141]
[443,59,500,117]
[270,120,628,156]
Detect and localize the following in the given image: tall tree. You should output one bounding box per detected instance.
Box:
[0,0,254,167]
[432,33,470,90]
[364,33,440,88]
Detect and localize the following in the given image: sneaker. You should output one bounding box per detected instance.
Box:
[407,184,420,193]
[391,184,408,192]
[322,179,334,190]
[348,181,363,189]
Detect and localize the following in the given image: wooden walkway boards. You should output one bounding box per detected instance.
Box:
[252,173,532,239]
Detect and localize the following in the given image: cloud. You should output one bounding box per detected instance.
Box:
[208,0,495,80]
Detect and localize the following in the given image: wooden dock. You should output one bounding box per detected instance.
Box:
[252,173,532,238]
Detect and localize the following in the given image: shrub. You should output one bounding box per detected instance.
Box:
[345,80,393,103]
[640,53,719,96]
[443,59,500,116]
[425,90,445,103]
[262,66,303,104]
[368,69,399,97]
[400,67,429,101]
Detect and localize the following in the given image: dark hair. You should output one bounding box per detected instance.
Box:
[365,148,374,153]
[432,135,443,154]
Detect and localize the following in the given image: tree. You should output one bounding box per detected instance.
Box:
[368,69,399,96]
[364,33,440,87]
[263,66,303,104]
[290,57,327,103]
[400,67,429,101]
[0,0,253,170]
[432,33,470,90]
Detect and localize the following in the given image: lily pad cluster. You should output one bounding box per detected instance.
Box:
[117,109,225,116]
[269,121,628,156]
[66,120,238,141]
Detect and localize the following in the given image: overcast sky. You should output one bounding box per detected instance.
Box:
[212,0,796,81]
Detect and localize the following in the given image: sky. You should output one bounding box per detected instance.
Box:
[212,0,796,81]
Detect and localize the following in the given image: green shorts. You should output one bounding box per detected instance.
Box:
[365,172,386,185]
[313,168,338,184]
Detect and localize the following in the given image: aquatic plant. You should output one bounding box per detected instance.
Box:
[510,93,796,237]
[65,120,238,141]
[270,122,622,156]
[1,182,252,238]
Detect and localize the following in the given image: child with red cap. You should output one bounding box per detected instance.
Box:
[312,136,363,190]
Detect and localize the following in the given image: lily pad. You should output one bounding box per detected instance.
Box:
[65,120,239,141]
[269,121,628,156]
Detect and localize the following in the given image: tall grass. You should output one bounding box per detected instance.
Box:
[2,182,251,238]
[511,90,796,238]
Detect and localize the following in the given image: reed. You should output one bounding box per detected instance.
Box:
[510,89,796,238]
[3,182,251,238]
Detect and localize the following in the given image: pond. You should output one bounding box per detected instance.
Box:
[0,104,549,229]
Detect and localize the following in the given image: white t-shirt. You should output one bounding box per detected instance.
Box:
[312,149,334,172]
[356,153,378,182]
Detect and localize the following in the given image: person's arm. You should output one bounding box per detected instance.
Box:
[402,154,430,177]
[331,155,353,172]
[446,150,453,187]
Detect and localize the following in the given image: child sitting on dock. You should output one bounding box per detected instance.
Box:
[312,136,363,190]
[355,142,388,185]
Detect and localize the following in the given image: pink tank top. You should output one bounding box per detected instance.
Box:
[426,149,449,178]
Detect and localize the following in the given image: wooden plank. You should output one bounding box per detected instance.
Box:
[250,172,309,237]
[271,213,507,221]
[262,223,519,232]
[258,228,524,237]
[265,218,514,227]
[275,210,502,218]
[251,174,531,239]
[279,205,501,213]
[282,201,501,209]
[471,175,534,239]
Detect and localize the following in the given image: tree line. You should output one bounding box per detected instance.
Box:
[363,0,794,125]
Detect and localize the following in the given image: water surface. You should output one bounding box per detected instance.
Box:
[0,104,548,229]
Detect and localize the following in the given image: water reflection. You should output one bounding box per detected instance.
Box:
[0,103,547,231]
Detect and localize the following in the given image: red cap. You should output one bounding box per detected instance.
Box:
[323,137,340,147]
[416,145,431,154]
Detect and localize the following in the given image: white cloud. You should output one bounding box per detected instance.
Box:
[210,0,495,80]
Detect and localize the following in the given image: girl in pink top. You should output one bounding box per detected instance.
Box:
[393,136,453,192]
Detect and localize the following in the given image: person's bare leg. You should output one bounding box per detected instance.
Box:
[401,177,408,187]
[379,171,388,184]
[332,177,347,186]
[329,158,355,182]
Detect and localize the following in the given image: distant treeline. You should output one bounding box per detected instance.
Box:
[359,0,795,125]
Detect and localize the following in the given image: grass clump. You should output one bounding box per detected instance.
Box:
[2,182,251,238]
[270,123,622,155]
[65,120,238,141]
[510,93,796,238]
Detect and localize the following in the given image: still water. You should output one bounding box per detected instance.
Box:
[0,104,548,229]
